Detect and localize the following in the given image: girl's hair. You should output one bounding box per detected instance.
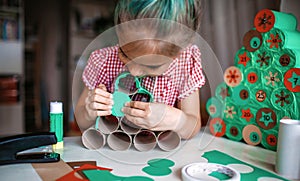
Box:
[114,0,202,58]
[114,0,202,31]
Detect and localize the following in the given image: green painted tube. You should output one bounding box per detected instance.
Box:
[281,30,300,50]
[272,10,298,31]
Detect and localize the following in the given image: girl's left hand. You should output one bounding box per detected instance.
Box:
[121,101,180,131]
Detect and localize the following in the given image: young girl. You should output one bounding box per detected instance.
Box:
[75,0,205,139]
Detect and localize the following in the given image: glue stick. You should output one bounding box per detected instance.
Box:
[50,101,64,149]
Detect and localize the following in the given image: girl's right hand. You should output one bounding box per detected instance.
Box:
[85,84,114,120]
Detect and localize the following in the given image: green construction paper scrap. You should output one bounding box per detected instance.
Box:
[202,150,289,181]
[209,171,231,180]
[83,170,154,181]
[142,166,172,176]
[147,158,175,168]
[83,170,123,181]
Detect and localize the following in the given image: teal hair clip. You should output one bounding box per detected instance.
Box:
[112,72,154,117]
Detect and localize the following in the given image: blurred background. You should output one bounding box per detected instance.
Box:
[0,0,298,136]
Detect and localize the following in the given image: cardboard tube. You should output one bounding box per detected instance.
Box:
[120,121,141,135]
[275,119,300,180]
[133,130,157,152]
[96,115,120,134]
[81,128,106,150]
[107,130,132,151]
[157,130,181,151]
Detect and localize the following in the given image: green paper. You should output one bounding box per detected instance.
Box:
[281,30,300,50]
[272,10,297,31]
[83,170,123,181]
[142,166,172,176]
[112,91,131,117]
[83,170,154,181]
[202,150,289,181]
[234,47,253,71]
[225,123,243,141]
[231,84,250,106]
[147,158,175,168]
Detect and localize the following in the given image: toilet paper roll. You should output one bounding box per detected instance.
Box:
[262,68,283,89]
[275,119,300,180]
[252,50,273,69]
[225,123,243,142]
[238,106,257,124]
[107,130,132,151]
[234,47,252,71]
[250,87,271,107]
[262,28,284,52]
[255,107,278,130]
[254,9,297,33]
[244,67,261,87]
[133,130,157,152]
[261,129,278,151]
[270,87,295,110]
[157,130,181,151]
[96,115,120,134]
[273,49,300,71]
[209,118,226,137]
[222,101,238,123]
[224,66,243,87]
[243,29,263,52]
[242,124,262,146]
[284,68,300,93]
[215,82,232,102]
[120,119,141,135]
[281,30,300,50]
[206,97,224,118]
[231,84,250,106]
[81,127,106,150]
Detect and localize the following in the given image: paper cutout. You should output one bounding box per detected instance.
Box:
[256,108,277,130]
[242,125,262,146]
[202,150,288,181]
[56,164,112,181]
[284,68,300,92]
[254,9,275,33]
[241,108,254,122]
[142,158,175,176]
[83,170,154,181]
[256,52,271,67]
[266,33,282,49]
[224,66,242,87]
[238,51,251,67]
[243,30,263,52]
[209,118,226,137]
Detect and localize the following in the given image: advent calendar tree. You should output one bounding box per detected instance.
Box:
[206,9,300,151]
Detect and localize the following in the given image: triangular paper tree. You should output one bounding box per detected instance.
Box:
[206,9,300,151]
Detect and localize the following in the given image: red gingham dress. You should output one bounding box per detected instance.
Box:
[82,45,205,106]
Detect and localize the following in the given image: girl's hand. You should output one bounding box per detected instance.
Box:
[122,101,180,131]
[85,84,114,120]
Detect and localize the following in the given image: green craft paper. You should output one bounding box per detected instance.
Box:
[273,49,299,71]
[261,68,283,89]
[231,84,250,106]
[244,67,262,88]
[225,123,243,141]
[281,30,300,50]
[142,166,172,176]
[202,150,289,181]
[83,170,154,181]
[252,50,273,69]
[112,91,131,117]
[147,158,175,168]
[272,10,297,31]
[262,28,284,52]
[270,87,295,110]
[261,130,278,151]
